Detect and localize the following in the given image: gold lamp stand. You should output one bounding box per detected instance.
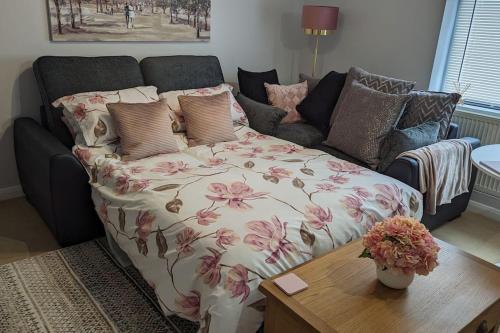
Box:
[305,28,332,78]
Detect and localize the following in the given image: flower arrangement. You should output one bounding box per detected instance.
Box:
[360,216,440,276]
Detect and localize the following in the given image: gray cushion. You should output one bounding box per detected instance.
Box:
[33,56,145,148]
[275,123,325,147]
[236,94,287,136]
[378,122,440,173]
[330,66,415,126]
[325,81,411,169]
[299,73,321,93]
[398,91,461,140]
[140,56,224,93]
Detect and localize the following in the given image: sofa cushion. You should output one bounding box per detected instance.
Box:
[140,56,225,93]
[299,73,321,93]
[236,94,287,136]
[330,66,415,126]
[297,71,347,136]
[33,56,145,148]
[312,144,369,169]
[325,81,411,169]
[237,68,280,104]
[275,123,324,147]
[398,91,461,139]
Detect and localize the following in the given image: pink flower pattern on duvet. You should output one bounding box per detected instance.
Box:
[76,125,423,333]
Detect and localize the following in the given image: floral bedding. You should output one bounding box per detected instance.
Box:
[74,125,423,333]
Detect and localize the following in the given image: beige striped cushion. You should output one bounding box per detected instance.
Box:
[178,92,238,147]
[107,100,179,161]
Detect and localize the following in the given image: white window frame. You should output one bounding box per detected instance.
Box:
[429,0,500,119]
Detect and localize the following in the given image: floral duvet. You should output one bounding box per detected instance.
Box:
[75,125,423,333]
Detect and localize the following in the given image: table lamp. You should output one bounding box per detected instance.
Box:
[302,5,339,77]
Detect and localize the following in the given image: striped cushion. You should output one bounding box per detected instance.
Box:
[178,92,238,146]
[107,100,179,161]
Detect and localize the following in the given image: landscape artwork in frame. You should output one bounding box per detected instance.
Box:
[48,1,211,42]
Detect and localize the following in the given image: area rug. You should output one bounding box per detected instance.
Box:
[0,239,199,333]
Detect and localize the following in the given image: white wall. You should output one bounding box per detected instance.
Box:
[0,0,304,193]
[299,0,446,89]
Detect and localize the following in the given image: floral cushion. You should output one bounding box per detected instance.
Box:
[52,86,159,146]
[159,83,248,132]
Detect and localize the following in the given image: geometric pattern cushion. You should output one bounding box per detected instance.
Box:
[398,91,461,139]
[265,81,308,124]
[330,66,415,126]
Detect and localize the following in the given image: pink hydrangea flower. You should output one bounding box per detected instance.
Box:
[304,205,333,230]
[244,217,296,264]
[362,216,440,276]
[135,211,155,240]
[206,182,268,210]
[225,264,250,303]
[197,247,222,288]
[196,209,220,226]
[175,290,201,320]
[215,228,240,249]
[176,227,201,256]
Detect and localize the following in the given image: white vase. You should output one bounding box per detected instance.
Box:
[376,266,415,289]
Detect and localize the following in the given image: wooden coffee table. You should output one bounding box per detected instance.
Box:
[259,239,500,333]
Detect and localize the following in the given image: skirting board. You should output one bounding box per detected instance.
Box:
[468,191,500,222]
[0,186,24,202]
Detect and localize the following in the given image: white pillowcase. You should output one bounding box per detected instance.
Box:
[159,83,248,132]
[52,86,159,146]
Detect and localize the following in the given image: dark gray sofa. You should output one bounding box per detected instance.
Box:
[14,55,478,246]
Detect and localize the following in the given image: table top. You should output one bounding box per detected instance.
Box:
[471,144,500,180]
[259,239,500,333]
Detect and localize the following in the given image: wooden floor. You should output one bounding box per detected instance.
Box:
[0,197,499,265]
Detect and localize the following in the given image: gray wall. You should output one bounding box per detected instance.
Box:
[0,0,304,191]
[299,0,446,89]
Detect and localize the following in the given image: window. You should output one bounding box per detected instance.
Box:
[431,0,500,113]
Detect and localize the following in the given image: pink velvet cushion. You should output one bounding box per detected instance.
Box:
[107,100,179,161]
[178,92,238,147]
[264,81,308,124]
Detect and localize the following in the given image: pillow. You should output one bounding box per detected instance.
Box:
[378,121,441,173]
[235,93,287,135]
[107,100,179,161]
[178,92,238,146]
[299,73,321,93]
[237,68,280,104]
[398,91,461,139]
[52,86,159,146]
[159,83,248,132]
[264,81,308,124]
[325,81,411,169]
[296,71,347,136]
[330,67,415,126]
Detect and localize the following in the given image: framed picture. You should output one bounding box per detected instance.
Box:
[47,0,210,42]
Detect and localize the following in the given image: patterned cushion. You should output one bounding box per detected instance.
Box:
[159,83,248,133]
[325,81,411,169]
[107,100,179,161]
[53,86,159,146]
[264,81,308,124]
[330,67,415,126]
[178,92,238,146]
[398,91,461,139]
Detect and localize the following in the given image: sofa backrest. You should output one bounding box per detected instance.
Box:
[140,56,224,93]
[33,56,144,147]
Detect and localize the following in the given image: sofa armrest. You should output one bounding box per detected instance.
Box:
[447,122,459,139]
[14,117,103,246]
[384,156,420,191]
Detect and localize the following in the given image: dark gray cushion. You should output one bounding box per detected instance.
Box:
[312,144,369,168]
[275,123,325,147]
[33,56,145,148]
[398,91,461,140]
[236,94,287,136]
[325,81,411,169]
[140,56,224,93]
[378,122,440,173]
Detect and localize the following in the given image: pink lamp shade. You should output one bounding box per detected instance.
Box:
[302,5,339,35]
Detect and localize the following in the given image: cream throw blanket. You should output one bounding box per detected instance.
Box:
[398,139,472,215]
